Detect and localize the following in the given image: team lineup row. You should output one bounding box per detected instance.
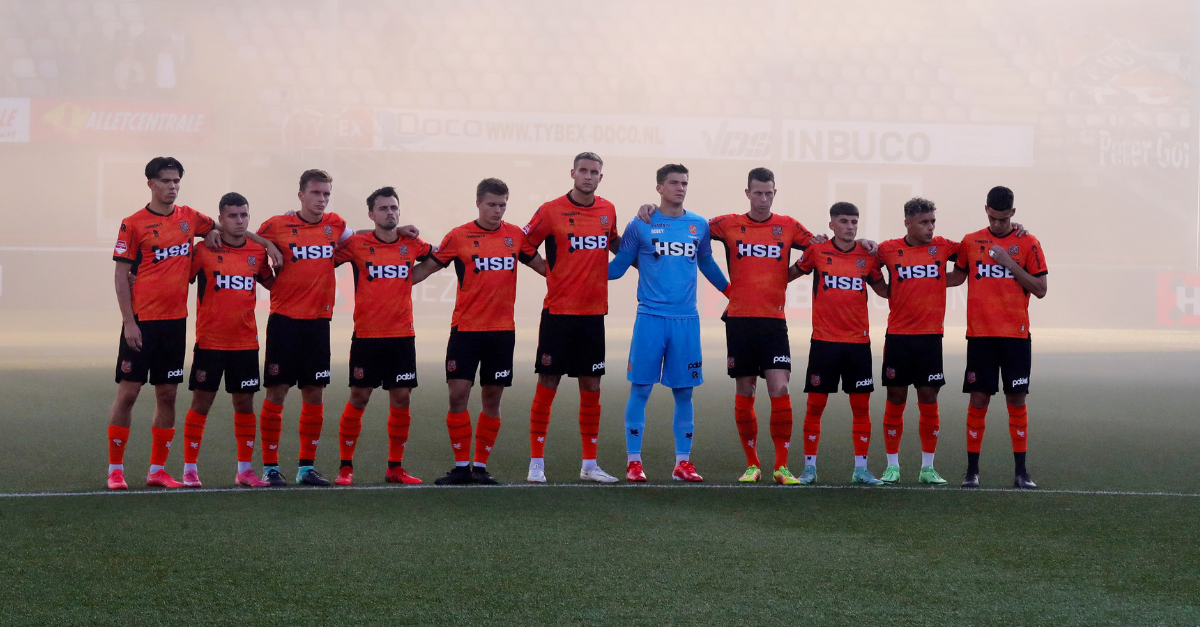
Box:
[105,152,1048,491]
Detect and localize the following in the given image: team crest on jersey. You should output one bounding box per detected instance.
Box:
[772,226,783,236]
[504,237,514,247]
[810,374,821,386]
[120,360,132,373]
[928,246,938,256]
[1008,245,1019,255]
[446,360,457,372]
[114,240,128,255]
[353,367,364,379]
[268,363,280,376]
[247,256,257,267]
[217,255,224,263]
[541,354,552,366]
[324,226,333,236]
[688,225,698,235]
[399,245,408,255]
[856,258,866,268]
[727,357,735,369]
[600,215,609,226]
[196,370,207,383]
[886,367,896,379]
[967,371,977,383]
[180,221,190,234]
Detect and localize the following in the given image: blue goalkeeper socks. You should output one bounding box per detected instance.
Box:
[625,383,652,455]
[672,387,695,456]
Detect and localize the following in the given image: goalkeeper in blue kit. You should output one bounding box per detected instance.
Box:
[608,164,730,482]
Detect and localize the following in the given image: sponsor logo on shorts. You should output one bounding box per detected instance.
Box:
[196,370,207,382]
[353,367,364,379]
[314,370,331,380]
[494,370,512,379]
[1012,377,1029,386]
[592,362,605,372]
[268,363,280,376]
[928,372,944,382]
[541,354,552,366]
[396,372,416,381]
[687,361,703,369]
[886,367,896,379]
[114,240,128,255]
[855,378,873,388]
[167,369,184,378]
[691,371,699,379]
[446,360,457,372]
[772,355,791,364]
[966,371,976,383]
[727,357,735,369]
[241,379,259,388]
[810,374,821,386]
[120,360,132,373]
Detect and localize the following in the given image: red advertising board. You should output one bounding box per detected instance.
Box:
[32,100,209,145]
[1156,274,1200,325]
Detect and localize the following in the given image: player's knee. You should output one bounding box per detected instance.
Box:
[190,391,216,414]
[389,388,411,409]
[577,376,601,393]
[348,387,371,409]
[671,387,693,403]
[1005,392,1027,407]
[538,373,562,390]
[915,387,939,405]
[154,385,177,406]
[230,393,254,414]
[299,385,324,405]
[969,392,992,409]
[886,387,909,405]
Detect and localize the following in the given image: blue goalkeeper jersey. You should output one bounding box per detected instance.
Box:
[611,210,715,317]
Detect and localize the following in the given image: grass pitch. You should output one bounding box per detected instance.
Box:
[0,338,1198,625]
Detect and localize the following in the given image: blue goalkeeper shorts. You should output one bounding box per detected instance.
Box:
[627,313,703,388]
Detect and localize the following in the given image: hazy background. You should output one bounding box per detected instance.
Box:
[1,0,1198,350]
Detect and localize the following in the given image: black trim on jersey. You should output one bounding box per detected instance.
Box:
[195,270,208,305]
[453,258,466,287]
[745,212,771,223]
[296,211,321,225]
[1032,270,1048,277]
[565,190,595,208]
[473,220,501,232]
[371,231,400,245]
[544,234,559,270]
[350,262,361,290]
[518,250,535,264]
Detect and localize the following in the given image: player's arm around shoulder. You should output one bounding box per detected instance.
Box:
[412,232,454,285]
[608,218,642,279]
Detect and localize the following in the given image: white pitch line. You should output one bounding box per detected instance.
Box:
[0,483,1197,499]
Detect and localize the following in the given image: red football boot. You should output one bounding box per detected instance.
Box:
[107,469,128,490]
[626,461,647,482]
[672,460,703,482]
[385,466,422,484]
[146,469,183,488]
[334,466,354,486]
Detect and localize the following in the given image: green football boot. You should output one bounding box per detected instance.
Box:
[918,465,948,485]
[879,464,901,484]
[773,467,802,485]
[851,467,884,485]
[798,465,818,485]
[738,465,761,483]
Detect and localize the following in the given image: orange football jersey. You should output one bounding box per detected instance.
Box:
[796,240,884,344]
[877,235,960,335]
[522,193,617,315]
[432,221,538,332]
[256,211,347,320]
[113,205,214,321]
[955,227,1048,339]
[335,232,433,338]
[190,240,272,350]
[710,212,814,319]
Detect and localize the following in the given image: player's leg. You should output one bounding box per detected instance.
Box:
[845,343,882,485]
[230,391,268,487]
[260,313,294,486]
[573,315,610,482]
[180,348,225,488]
[145,319,186,488]
[384,336,421,484]
[471,331,514,484]
[294,319,332,486]
[663,317,703,482]
[760,319,797,484]
[337,336,380,486]
[108,318,152,489]
[625,314,666,482]
[436,330,482,485]
[913,335,948,484]
[727,318,761,480]
[962,338,1001,487]
[529,310,564,481]
[1001,338,1035,488]
[800,340,838,484]
[880,335,908,484]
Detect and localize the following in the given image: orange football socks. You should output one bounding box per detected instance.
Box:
[338,402,364,464]
[882,401,905,456]
[734,394,760,467]
[149,426,174,467]
[849,393,872,458]
[447,411,472,465]
[768,395,793,470]
[1007,403,1028,453]
[260,399,283,466]
[107,425,130,466]
[917,402,940,455]
[182,409,207,465]
[966,405,987,454]
[802,392,828,457]
[579,390,601,463]
[474,413,501,467]
[387,407,411,464]
[233,411,257,463]
[529,383,555,459]
[297,402,324,464]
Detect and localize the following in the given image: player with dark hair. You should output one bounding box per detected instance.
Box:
[107,157,280,490]
[522,152,621,484]
[708,167,816,484]
[411,178,548,485]
[610,164,730,483]
[792,202,889,485]
[180,193,275,488]
[954,186,1048,489]
[330,186,432,485]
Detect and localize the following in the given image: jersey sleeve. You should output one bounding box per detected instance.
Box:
[431,231,458,268]
[256,253,273,282]
[190,208,215,237]
[866,255,885,284]
[1024,236,1048,276]
[697,220,713,257]
[333,240,354,265]
[113,218,138,263]
[255,217,275,241]
[522,205,551,247]
[517,229,538,263]
[945,238,961,263]
[708,216,727,243]
[796,247,816,274]
[607,208,619,239]
[416,237,433,260]
[618,219,642,255]
[953,236,969,272]
[792,220,815,249]
[189,245,204,281]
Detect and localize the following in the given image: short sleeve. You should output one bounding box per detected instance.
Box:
[522,205,551,247]
[792,220,815,249]
[432,231,457,267]
[256,253,273,281]
[416,237,433,261]
[796,247,816,273]
[114,219,137,263]
[516,228,538,263]
[189,246,203,280]
[190,208,215,236]
[606,209,618,238]
[708,217,726,242]
[256,218,274,240]
[866,256,885,284]
[333,240,354,265]
[945,239,961,263]
[953,237,969,272]
[1025,237,1048,276]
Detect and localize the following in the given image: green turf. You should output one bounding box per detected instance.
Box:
[0,350,1198,624]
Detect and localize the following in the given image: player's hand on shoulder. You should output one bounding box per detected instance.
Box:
[811,234,829,244]
[284,209,296,217]
[1012,222,1029,238]
[204,229,221,250]
[858,238,879,254]
[398,224,420,238]
[636,204,657,223]
[123,320,142,351]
